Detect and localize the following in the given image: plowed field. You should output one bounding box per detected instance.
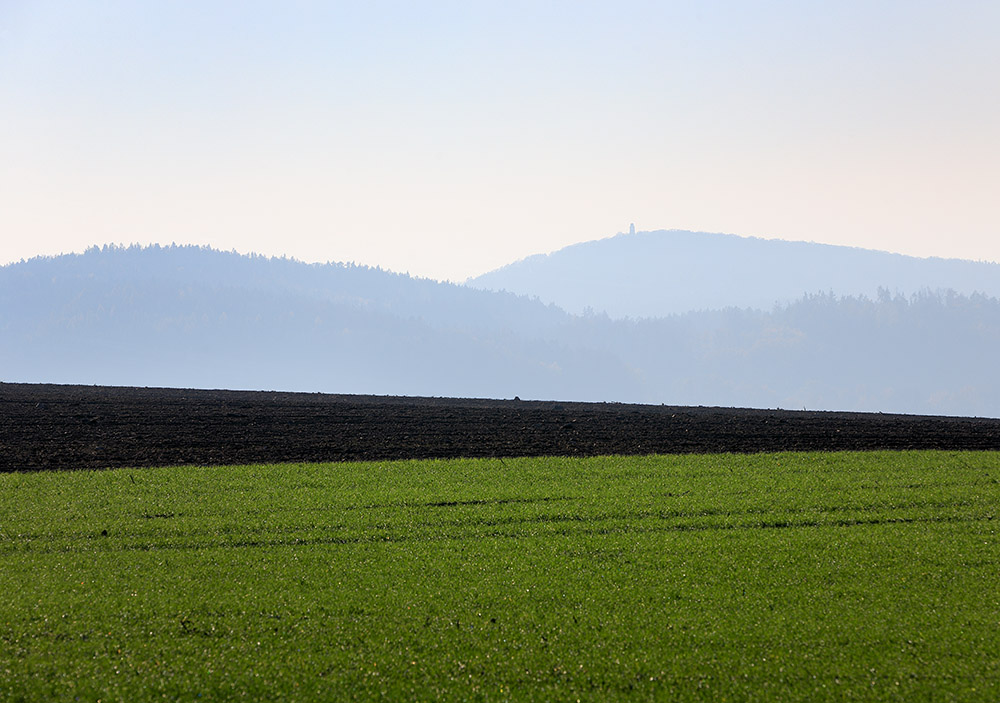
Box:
[3,383,1000,471]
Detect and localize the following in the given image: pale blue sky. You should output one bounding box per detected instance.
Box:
[2,1,998,280]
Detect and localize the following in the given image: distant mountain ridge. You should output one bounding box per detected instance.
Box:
[467,230,1000,318]
[3,243,1000,417]
[0,244,622,400]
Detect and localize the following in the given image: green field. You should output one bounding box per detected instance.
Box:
[2,451,999,701]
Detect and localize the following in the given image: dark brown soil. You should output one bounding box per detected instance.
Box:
[3,383,1000,472]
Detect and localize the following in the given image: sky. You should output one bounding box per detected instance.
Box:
[1,1,998,282]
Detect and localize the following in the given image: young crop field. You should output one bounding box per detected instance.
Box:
[2,451,999,701]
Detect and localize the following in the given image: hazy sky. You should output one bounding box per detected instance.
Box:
[2,1,998,281]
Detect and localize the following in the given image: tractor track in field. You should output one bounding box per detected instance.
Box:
[3,383,1000,471]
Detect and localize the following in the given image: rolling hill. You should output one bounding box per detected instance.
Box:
[2,243,999,416]
[467,229,1000,318]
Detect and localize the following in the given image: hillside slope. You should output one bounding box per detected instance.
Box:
[0,245,639,400]
[3,244,999,416]
[467,230,1000,318]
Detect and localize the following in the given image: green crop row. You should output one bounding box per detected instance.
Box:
[2,451,999,701]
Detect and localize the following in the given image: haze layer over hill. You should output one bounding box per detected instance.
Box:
[0,245,617,401]
[467,230,1000,318]
[3,244,999,417]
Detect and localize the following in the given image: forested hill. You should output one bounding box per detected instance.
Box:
[467,229,1000,318]
[2,244,999,417]
[0,245,604,400]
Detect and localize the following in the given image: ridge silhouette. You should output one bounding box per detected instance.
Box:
[2,242,999,416]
